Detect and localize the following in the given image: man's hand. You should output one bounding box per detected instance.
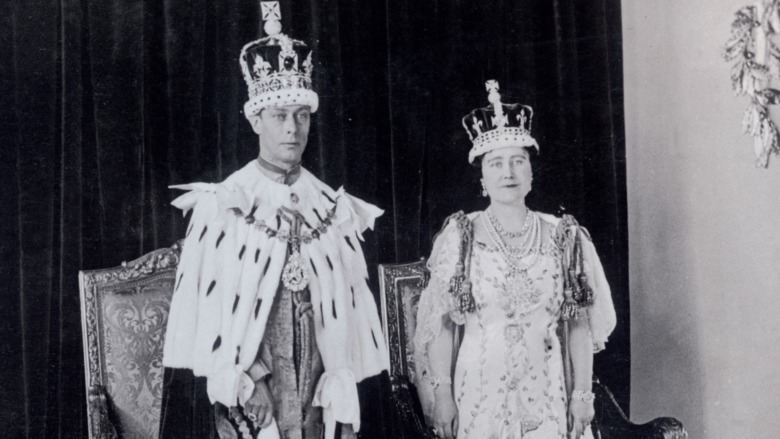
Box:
[432,390,458,439]
[244,380,274,428]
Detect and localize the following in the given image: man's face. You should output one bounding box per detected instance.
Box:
[249,104,311,166]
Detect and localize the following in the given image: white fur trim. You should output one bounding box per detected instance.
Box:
[468,127,539,163]
[244,88,319,115]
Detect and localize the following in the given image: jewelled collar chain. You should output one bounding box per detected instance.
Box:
[232,194,340,292]
[232,193,339,245]
[482,209,542,273]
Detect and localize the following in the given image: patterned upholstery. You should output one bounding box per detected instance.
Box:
[378,259,429,383]
[378,259,435,439]
[79,244,181,439]
[377,259,688,439]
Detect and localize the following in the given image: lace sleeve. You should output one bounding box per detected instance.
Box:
[412,217,465,421]
[580,236,617,353]
[414,218,464,351]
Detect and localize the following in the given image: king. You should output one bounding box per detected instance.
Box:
[159,3,389,438]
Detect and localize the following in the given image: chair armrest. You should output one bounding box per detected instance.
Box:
[641,417,687,439]
[592,381,687,439]
[388,374,437,439]
[88,385,118,439]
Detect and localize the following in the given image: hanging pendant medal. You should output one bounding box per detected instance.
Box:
[281,213,308,292]
[282,240,309,292]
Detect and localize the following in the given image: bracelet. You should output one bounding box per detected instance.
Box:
[430,375,452,389]
[571,389,595,403]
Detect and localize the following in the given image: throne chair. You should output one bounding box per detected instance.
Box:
[79,244,181,438]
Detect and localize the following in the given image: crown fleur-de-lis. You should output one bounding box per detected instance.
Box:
[472,115,483,134]
[253,53,273,78]
[517,109,527,129]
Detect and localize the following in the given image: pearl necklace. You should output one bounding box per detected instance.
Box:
[483,211,543,313]
[486,208,536,256]
[482,210,541,273]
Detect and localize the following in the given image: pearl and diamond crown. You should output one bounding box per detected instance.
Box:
[240,1,319,115]
[463,80,539,163]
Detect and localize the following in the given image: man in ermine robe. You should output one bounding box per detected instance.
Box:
[159,7,388,439]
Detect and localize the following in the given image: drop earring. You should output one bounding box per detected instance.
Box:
[480,180,488,197]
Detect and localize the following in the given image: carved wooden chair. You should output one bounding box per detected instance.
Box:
[79,243,182,439]
[377,259,688,439]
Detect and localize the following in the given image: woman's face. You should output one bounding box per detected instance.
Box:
[481,146,533,205]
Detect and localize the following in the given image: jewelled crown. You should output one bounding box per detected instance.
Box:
[240,1,319,115]
[463,80,539,163]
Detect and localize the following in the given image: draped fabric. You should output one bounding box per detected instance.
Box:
[0,0,627,437]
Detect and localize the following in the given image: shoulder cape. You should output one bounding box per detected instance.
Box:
[162,162,389,438]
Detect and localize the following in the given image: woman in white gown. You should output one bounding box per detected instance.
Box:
[414,81,616,439]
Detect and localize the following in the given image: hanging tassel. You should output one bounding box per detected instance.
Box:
[572,230,595,308]
[575,273,595,306]
[447,212,476,314]
[457,279,475,314]
[450,273,475,314]
[561,287,579,321]
[559,215,596,319]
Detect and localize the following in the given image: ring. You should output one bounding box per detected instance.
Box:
[247,413,257,422]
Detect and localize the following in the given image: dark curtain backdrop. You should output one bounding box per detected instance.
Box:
[0,0,627,437]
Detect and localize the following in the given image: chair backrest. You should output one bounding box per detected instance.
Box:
[378,258,429,382]
[79,244,181,439]
[377,259,437,438]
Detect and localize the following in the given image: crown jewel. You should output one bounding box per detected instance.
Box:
[240,1,319,115]
[463,80,538,163]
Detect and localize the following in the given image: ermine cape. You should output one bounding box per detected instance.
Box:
[162,161,389,438]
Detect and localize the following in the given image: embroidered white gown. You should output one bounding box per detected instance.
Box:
[414,211,616,439]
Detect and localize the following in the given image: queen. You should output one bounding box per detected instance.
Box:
[414,80,616,439]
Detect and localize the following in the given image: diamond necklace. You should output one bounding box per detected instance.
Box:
[487,207,533,239]
[486,208,535,254]
[482,210,541,273]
